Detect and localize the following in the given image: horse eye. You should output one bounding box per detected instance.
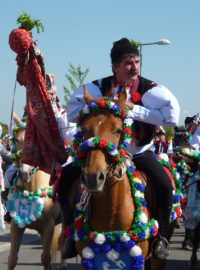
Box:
[115,128,123,135]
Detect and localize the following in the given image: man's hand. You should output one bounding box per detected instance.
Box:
[126,101,134,109]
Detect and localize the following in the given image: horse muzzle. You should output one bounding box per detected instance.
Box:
[81,170,107,193]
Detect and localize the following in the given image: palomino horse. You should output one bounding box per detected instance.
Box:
[6,114,66,270]
[66,89,178,270]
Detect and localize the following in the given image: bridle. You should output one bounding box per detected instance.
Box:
[72,99,134,179]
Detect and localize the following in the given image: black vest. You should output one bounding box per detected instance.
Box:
[92,75,156,146]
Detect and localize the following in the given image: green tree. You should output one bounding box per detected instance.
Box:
[164,126,175,140]
[0,122,9,138]
[63,63,89,105]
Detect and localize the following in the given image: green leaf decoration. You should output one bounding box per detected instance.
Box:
[17,11,44,33]
[130,39,141,49]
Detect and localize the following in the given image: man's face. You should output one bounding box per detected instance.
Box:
[190,122,198,134]
[160,134,166,142]
[113,54,140,84]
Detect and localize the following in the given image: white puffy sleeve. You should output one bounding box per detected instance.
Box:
[56,111,77,143]
[130,85,180,126]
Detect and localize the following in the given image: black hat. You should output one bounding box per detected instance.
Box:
[184,116,194,125]
[110,38,140,64]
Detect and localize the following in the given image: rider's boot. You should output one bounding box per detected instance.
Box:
[57,162,82,259]
[182,228,192,250]
[60,202,77,259]
[152,224,170,259]
[152,208,170,260]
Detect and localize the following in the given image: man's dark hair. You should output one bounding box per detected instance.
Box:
[184,116,194,126]
[110,38,140,64]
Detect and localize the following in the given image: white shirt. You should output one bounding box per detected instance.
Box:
[56,110,77,143]
[191,126,200,150]
[67,78,180,155]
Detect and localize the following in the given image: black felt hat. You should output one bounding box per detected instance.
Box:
[110,38,139,64]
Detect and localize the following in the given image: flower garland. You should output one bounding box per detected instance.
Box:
[157,156,183,221]
[176,160,194,178]
[13,119,27,134]
[11,149,23,162]
[174,131,191,140]
[175,159,194,210]
[66,160,158,270]
[6,190,44,228]
[6,173,53,228]
[72,100,134,166]
[74,136,127,165]
[7,185,53,228]
[9,185,53,199]
[179,148,200,161]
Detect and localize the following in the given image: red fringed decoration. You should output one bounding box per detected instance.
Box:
[9,28,68,175]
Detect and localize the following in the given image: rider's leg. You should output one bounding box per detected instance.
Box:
[57,161,82,259]
[182,227,192,250]
[133,150,172,259]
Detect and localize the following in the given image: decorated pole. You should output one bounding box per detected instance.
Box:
[9,12,67,174]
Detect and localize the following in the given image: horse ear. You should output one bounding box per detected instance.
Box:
[83,85,93,104]
[13,112,22,124]
[117,88,127,108]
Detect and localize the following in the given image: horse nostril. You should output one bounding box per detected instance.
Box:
[97,171,106,182]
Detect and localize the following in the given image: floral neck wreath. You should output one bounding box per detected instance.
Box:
[174,130,191,140]
[157,156,183,221]
[67,100,159,270]
[179,148,200,161]
[173,131,192,150]
[176,160,194,178]
[6,172,53,228]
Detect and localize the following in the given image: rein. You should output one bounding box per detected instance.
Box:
[107,161,127,181]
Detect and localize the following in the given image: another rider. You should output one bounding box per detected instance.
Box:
[58,37,180,259]
[153,128,169,155]
[181,113,200,250]
[190,113,200,150]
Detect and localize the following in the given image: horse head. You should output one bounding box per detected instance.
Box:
[73,86,133,193]
[12,112,26,153]
[172,145,200,184]
[172,127,191,150]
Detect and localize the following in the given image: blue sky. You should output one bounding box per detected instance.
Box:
[1,1,200,127]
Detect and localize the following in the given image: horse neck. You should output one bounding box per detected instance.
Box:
[90,173,134,231]
[17,169,50,191]
[29,170,50,190]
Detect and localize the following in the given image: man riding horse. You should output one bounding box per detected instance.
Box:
[58,37,180,260]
